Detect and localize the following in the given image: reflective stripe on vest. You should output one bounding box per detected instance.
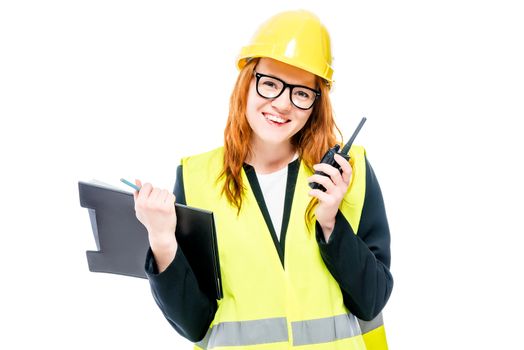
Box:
[291,313,361,346]
[196,313,361,349]
[197,317,288,348]
[358,313,389,350]
[358,312,384,334]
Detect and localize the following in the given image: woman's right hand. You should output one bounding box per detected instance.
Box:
[133,179,178,272]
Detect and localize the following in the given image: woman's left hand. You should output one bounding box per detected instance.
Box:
[307,153,352,241]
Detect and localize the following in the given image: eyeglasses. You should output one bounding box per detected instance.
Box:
[254,72,320,110]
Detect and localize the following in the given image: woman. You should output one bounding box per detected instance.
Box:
[133,10,393,350]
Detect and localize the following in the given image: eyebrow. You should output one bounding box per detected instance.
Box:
[256,71,317,90]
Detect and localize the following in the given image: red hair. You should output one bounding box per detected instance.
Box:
[220,58,342,217]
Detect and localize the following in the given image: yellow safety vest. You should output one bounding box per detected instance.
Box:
[182,146,388,349]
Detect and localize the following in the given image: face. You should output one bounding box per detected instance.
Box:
[246,58,317,148]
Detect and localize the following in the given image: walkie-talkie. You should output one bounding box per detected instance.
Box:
[309,117,367,192]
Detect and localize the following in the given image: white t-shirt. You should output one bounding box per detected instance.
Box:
[255,155,298,241]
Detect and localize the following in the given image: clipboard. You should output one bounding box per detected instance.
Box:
[78,180,223,300]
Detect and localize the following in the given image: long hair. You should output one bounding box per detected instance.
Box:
[220,58,342,219]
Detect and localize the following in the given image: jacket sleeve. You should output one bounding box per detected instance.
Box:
[145,165,217,342]
[316,156,394,321]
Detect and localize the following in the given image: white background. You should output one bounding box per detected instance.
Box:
[1,0,523,349]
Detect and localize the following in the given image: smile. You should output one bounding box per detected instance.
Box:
[263,113,290,125]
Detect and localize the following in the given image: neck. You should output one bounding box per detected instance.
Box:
[247,139,296,174]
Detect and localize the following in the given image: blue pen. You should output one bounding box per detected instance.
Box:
[120,178,141,192]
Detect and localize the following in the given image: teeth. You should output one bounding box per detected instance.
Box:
[266,114,288,123]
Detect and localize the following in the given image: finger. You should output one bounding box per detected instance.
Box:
[163,192,176,210]
[308,174,335,192]
[313,163,343,186]
[149,187,162,203]
[138,182,153,202]
[133,179,142,201]
[333,154,352,184]
[160,189,171,203]
[308,188,332,203]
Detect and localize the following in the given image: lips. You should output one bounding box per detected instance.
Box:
[263,112,290,125]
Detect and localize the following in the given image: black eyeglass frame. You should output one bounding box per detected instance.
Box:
[254,72,321,110]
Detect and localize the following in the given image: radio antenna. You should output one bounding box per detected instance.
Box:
[340,117,367,155]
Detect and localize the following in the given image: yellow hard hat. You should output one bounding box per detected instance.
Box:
[237,10,333,87]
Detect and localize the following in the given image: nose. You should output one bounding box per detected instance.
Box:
[271,87,293,112]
